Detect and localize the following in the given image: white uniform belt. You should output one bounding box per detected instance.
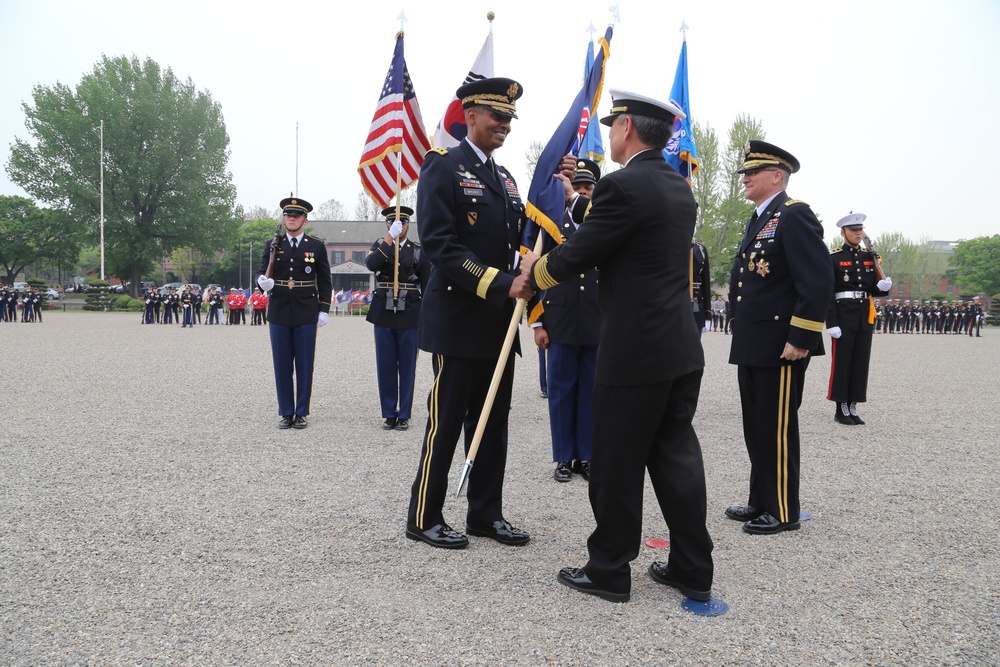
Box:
[835,290,868,300]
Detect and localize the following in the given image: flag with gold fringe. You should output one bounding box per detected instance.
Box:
[521,25,612,256]
[358,32,432,208]
[663,38,698,179]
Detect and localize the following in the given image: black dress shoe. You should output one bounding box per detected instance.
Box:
[849,402,865,425]
[395,419,409,431]
[724,505,763,521]
[405,523,468,549]
[382,417,397,430]
[278,415,294,429]
[292,415,308,429]
[556,567,629,603]
[466,519,530,546]
[835,403,856,425]
[578,460,591,481]
[554,461,572,482]
[743,512,800,535]
[648,561,711,601]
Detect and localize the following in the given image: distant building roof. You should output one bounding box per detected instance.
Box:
[307,219,420,245]
[928,240,958,254]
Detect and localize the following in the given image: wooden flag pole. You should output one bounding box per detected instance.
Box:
[392,151,403,311]
[456,232,545,497]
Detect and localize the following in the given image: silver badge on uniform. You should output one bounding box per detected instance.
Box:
[305,266,312,274]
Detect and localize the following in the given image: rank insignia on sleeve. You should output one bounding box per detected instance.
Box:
[468,212,478,226]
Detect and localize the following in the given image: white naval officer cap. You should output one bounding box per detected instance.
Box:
[837,213,866,229]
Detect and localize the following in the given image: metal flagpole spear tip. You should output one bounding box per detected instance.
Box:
[487,11,495,21]
[456,460,473,497]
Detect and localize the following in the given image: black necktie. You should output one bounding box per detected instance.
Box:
[291,237,298,250]
[487,158,502,188]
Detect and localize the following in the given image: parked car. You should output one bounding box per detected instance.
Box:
[43,288,60,300]
[140,281,158,292]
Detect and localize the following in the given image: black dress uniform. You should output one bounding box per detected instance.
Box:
[365,206,430,429]
[825,213,890,425]
[531,92,714,601]
[728,141,834,534]
[406,78,529,549]
[256,197,333,423]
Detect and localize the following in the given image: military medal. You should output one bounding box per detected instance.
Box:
[747,252,756,273]
[844,272,850,282]
[756,259,770,277]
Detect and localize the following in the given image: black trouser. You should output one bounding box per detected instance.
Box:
[738,360,808,525]
[408,354,514,531]
[583,370,714,595]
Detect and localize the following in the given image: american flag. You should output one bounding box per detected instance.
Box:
[358,32,431,208]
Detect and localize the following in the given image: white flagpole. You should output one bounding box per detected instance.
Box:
[100,120,105,280]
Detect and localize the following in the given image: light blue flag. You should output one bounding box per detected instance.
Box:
[578,38,605,163]
[663,39,698,179]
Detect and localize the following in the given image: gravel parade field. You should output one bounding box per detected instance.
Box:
[2,312,997,665]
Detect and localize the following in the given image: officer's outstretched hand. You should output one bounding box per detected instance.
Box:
[826,326,842,339]
[317,312,329,328]
[509,274,535,300]
[877,276,892,291]
[389,219,404,240]
[257,275,275,292]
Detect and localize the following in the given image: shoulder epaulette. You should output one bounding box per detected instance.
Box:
[784,199,810,207]
[428,147,448,156]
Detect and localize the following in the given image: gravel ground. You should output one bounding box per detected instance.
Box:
[2,313,997,666]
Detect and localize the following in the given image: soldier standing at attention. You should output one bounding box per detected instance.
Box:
[825,213,892,425]
[365,205,430,432]
[725,140,834,535]
[529,158,601,483]
[256,196,332,430]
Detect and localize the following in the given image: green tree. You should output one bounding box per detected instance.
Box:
[0,195,84,284]
[952,235,1000,295]
[691,122,721,243]
[6,54,240,297]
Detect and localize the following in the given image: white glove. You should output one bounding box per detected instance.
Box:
[877,277,892,291]
[317,311,329,328]
[827,326,842,339]
[257,275,275,292]
[703,322,711,333]
[388,220,404,239]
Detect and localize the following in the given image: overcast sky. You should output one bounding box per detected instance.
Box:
[2,0,998,243]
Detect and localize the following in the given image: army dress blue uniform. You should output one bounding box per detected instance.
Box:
[527,211,599,475]
[407,138,526,538]
[257,198,333,423]
[365,208,430,429]
[729,189,833,529]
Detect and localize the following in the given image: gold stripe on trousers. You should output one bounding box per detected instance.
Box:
[415,354,444,527]
[776,365,792,523]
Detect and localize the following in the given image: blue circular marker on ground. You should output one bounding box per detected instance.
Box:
[800,511,813,521]
[681,598,729,617]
